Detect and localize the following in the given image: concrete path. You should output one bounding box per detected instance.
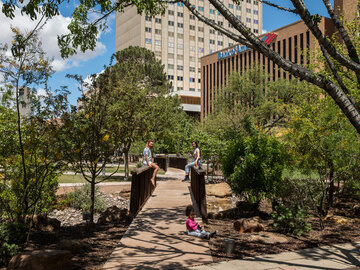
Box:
[102,168,213,270]
[190,241,360,270]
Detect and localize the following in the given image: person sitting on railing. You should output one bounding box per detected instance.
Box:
[143,140,159,187]
[185,205,216,240]
[183,141,201,182]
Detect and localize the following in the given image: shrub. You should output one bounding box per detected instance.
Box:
[221,132,287,203]
[271,204,312,236]
[0,222,27,267]
[136,162,143,168]
[66,184,106,213]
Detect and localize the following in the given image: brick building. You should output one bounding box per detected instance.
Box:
[200,0,359,121]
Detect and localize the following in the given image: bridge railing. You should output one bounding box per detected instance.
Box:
[190,167,208,223]
[169,156,187,170]
[130,166,156,218]
[154,156,168,172]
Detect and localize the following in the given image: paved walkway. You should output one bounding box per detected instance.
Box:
[102,168,213,270]
[190,241,360,270]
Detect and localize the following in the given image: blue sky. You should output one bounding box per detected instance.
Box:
[0,1,331,105]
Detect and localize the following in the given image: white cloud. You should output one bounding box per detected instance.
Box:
[262,29,268,34]
[0,2,107,72]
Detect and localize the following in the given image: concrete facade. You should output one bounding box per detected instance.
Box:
[200,0,359,121]
[116,1,263,116]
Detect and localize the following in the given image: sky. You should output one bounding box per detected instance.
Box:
[0,0,331,105]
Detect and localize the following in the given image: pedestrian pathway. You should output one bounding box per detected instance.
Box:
[102,168,213,269]
[190,241,360,270]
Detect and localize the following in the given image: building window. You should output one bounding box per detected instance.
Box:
[198,68,201,73]
[246,0,251,3]
[145,16,151,22]
[168,21,174,26]
[198,78,201,83]
[190,14,195,20]
[229,43,233,47]
[198,37,204,42]
[177,76,183,81]
[210,9,215,14]
[246,18,251,23]
[177,43,183,49]
[190,35,195,41]
[236,15,241,20]
[178,12,183,17]
[218,11,222,16]
[168,64,174,69]
[177,65,183,70]
[190,46,196,51]
[254,29,258,33]
[155,29,161,35]
[168,42,174,47]
[210,39,215,44]
[168,10,174,15]
[168,53,174,59]
[145,38,151,44]
[228,3,234,8]
[168,75,174,80]
[177,87,183,91]
[246,8,251,13]
[168,31,174,37]
[189,88,195,91]
[217,21,223,26]
[145,27,151,33]
[254,10,258,15]
[198,48,204,53]
[228,23,234,28]
[254,19,259,24]
[218,41,223,46]
[198,26,204,32]
[236,5,241,10]
[177,23,183,28]
[254,0,259,5]
[189,67,195,72]
[155,40,161,45]
[198,6,204,12]
[177,55,184,60]
[189,77,195,82]
[177,2,183,6]
[209,29,215,34]
[190,56,195,62]
[218,31,223,36]
[177,33,184,39]
[155,18,161,23]
[189,25,195,30]
[155,51,161,57]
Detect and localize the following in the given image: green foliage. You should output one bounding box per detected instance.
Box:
[0,222,27,267]
[66,184,106,213]
[271,204,312,236]
[221,129,287,202]
[136,162,143,168]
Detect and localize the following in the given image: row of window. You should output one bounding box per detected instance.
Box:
[167,65,201,72]
[169,87,198,92]
[167,75,201,83]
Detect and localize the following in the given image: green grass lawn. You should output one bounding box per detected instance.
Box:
[283,168,320,180]
[59,174,131,183]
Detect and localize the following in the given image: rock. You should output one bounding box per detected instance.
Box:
[324,215,352,225]
[97,206,130,225]
[353,204,360,216]
[206,183,232,198]
[234,218,264,233]
[58,239,89,253]
[258,199,273,215]
[26,215,61,232]
[7,250,72,270]
[248,232,288,244]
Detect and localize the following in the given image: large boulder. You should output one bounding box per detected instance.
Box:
[97,206,130,225]
[7,250,72,270]
[58,239,90,253]
[26,215,61,232]
[206,183,232,198]
[234,218,264,233]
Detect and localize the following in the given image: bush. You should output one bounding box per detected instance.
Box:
[221,131,287,203]
[271,204,312,236]
[136,162,143,168]
[0,222,27,267]
[66,184,106,213]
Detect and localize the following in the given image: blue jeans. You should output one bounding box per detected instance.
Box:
[185,161,196,174]
[187,229,210,239]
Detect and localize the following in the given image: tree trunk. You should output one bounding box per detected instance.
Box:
[90,178,95,225]
[328,166,335,208]
[124,149,129,180]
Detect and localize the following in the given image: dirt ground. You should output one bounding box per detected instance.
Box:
[204,195,360,262]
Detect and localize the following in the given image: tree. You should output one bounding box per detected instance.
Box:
[178,0,360,135]
[97,46,172,179]
[60,75,120,225]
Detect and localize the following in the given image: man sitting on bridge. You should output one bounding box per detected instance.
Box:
[143,140,159,187]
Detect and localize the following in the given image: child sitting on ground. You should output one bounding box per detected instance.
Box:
[185,205,217,240]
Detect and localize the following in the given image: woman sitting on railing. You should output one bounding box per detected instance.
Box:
[183,141,201,182]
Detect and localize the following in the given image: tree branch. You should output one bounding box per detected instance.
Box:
[258,0,298,14]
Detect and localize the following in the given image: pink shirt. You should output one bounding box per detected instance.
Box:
[186,217,198,231]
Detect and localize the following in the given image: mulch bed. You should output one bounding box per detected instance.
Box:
[25,223,128,269]
[205,195,360,262]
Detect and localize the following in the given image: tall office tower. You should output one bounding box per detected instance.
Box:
[116,0,262,118]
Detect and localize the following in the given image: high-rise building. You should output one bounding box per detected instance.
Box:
[116,0,263,118]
